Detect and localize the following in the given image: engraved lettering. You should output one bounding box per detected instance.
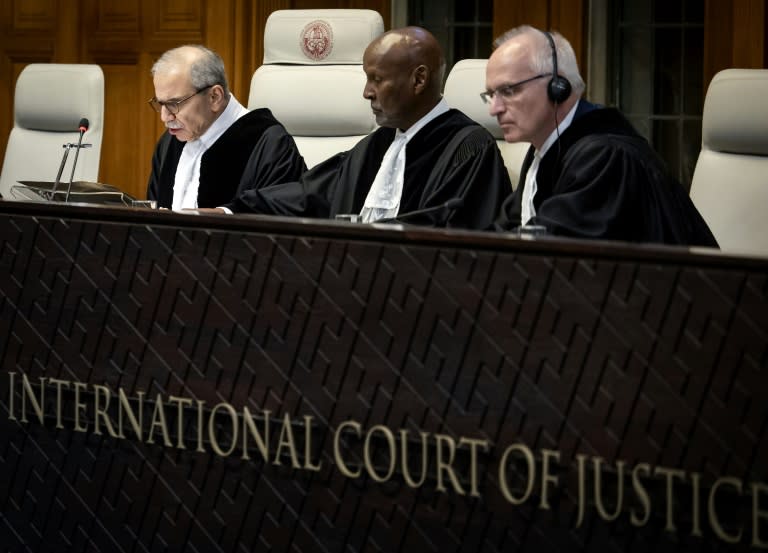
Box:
[540,449,560,510]
[118,388,143,440]
[630,462,651,527]
[752,482,768,549]
[73,381,88,432]
[209,402,239,457]
[146,393,172,446]
[655,466,686,532]
[499,443,535,505]
[400,430,429,488]
[20,374,45,424]
[691,472,703,537]
[334,420,361,478]
[93,384,117,437]
[242,407,270,461]
[303,416,322,471]
[47,377,70,428]
[168,395,192,449]
[708,476,743,543]
[364,425,396,483]
[593,457,625,522]
[195,400,205,452]
[435,433,464,495]
[8,372,16,421]
[575,453,588,528]
[274,412,301,469]
[460,437,489,498]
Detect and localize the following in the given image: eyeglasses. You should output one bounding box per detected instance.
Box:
[480,74,548,104]
[148,85,214,114]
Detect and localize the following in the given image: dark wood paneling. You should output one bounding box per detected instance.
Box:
[291,0,390,29]
[492,0,587,77]
[704,0,766,93]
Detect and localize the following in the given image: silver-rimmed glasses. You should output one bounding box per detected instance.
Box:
[480,74,548,104]
[148,84,214,114]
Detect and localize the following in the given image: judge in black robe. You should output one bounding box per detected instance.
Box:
[487,25,717,248]
[495,101,718,247]
[147,109,306,209]
[225,108,511,230]
[219,27,512,231]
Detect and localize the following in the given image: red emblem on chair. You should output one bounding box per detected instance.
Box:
[300,20,334,61]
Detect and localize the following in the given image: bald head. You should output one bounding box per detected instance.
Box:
[362,27,445,130]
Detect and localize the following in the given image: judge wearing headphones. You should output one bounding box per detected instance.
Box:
[486,25,717,247]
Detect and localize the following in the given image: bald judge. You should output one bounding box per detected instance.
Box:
[206,27,511,230]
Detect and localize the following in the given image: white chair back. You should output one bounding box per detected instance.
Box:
[443,59,529,188]
[248,9,383,168]
[0,63,104,200]
[690,68,768,256]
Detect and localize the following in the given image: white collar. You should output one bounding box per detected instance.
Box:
[195,94,249,149]
[536,100,580,158]
[397,97,450,142]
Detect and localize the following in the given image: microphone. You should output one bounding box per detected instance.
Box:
[64,118,90,203]
[375,197,464,225]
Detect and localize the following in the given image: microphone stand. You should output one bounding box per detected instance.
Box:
[64,141,92,203]
[50,143,74,199]
[375,198,464,225]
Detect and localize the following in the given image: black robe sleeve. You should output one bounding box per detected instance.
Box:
[222,125,308,212]
[530,134,718,246]
[227,131,386,218]
[228,112,512,232]
[146,133,180,208]
[146,109,306,210]
[414,125,512,230]
[494,103,717,247]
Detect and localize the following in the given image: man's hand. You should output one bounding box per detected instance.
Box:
[188,207,226,214]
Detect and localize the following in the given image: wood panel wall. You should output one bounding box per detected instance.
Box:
[0,1,764,201]
[704,0,767,88]
[0,0,387,201]
[493,0,587,72]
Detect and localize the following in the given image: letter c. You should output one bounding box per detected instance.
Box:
[334,420,362,478]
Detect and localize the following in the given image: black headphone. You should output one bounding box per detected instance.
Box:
[543,31,572,104]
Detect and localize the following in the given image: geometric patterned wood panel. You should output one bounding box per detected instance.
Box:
[0,202,766,552]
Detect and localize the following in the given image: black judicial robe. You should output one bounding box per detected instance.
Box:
[147,109,306,209]
[495,101,718,247]
[226,109,512,231]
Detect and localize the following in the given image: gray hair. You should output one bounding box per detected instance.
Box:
[494,25,585,96]
[151,45,230,95]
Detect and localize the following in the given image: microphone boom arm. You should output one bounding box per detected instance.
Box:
[64,117,91,203]
[375,197,464,225]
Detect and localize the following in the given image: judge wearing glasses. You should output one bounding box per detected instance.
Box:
[146,45,305,210]
[487,25,717,247]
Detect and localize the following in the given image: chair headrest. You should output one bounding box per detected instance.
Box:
[263,9,384,64]
[14,64,104,132]
[443,59,504,140]
[249,66,376,136]
[703,68,768,156]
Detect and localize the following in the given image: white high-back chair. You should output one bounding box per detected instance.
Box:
[443,59,530,189]
[0,63,104,200]
[690,68,768,256]
[248,9,383,168]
